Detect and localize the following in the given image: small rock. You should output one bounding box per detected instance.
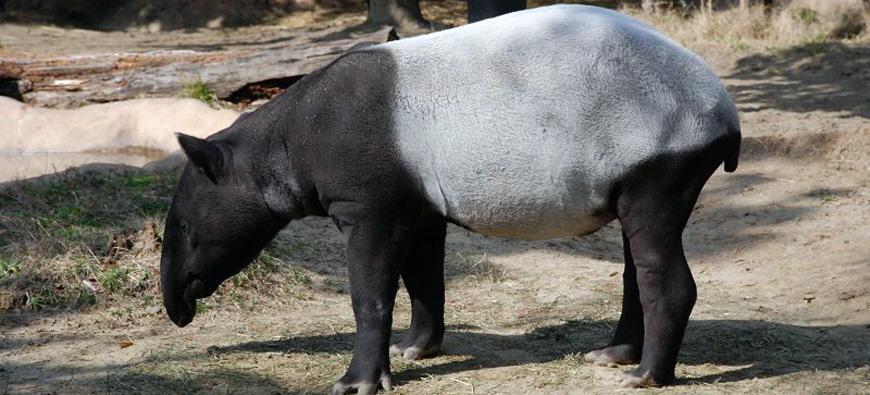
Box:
[838,292,856,301]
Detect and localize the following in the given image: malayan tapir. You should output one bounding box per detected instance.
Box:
[160,5,741,394]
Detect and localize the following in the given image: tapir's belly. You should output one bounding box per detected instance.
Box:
[398,121,619,240]
[444,190,615,239]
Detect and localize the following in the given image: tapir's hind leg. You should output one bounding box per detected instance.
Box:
[584,232,644,366]
[616,205,695,387]
[390,217,447,360]
[608,150,721,387]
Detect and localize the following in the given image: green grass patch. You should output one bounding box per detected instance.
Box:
[100,266,129,294]
[182,80,218,106]
[0,167,324,314]
[25,292,46,311]
[196,301,209,315]
[0,258,19,279]
[0,170,177,249]
[287,265,312,286]
[794,8,818,25]
[0,169,178,311]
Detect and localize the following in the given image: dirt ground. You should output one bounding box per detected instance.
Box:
[1,2,869,395]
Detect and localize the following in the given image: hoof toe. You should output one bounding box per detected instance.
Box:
[389,342,441,360]
[615,369,664,388]
[583,349,607,366]
[332,374,393,394]
[584,344,640,367]
[388,344,414,358]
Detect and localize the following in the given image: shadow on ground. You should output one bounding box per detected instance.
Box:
[0,360,298,394]
[210,319,870,386]
[5,319,864,393]
[726,42,870,119]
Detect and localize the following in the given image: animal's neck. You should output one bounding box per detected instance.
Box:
[251,55,365,220]
[251,89,323,220]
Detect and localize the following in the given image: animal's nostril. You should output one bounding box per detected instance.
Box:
[186,272,200,285]
[186,275,211,299]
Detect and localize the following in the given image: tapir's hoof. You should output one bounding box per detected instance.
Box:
[331,373,393,395]
[584,344,640,367]
[389,342,441,360]
[615,368,669,388]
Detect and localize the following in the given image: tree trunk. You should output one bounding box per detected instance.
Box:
[467,0,526,23]
[367,0,428,29]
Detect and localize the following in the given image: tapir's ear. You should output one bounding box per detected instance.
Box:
[387,27,400,42]
[176,133,225,184]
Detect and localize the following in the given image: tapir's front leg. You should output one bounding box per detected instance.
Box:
[390,218,447,359]
[331,207,408,395]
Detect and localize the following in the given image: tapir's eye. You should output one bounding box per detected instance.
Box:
[179,220,190,236]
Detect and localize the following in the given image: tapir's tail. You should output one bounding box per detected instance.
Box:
[723,125,741,173]
[714,92,741,173]
[714,100,742,173]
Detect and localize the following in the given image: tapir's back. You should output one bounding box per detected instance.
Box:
[378,5,737,239]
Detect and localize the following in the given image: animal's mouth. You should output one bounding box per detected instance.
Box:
[167,292,196,328]
[167,275,218,328]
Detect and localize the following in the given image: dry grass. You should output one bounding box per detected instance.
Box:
[0,168,321,319]
[446,252,509,283]
[268,0,869,55]
[628,0,869,53]
[0,169,175,313]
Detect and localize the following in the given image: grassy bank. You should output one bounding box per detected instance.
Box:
[0,168,321,320]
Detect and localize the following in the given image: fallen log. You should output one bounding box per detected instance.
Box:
[0,24,393,107]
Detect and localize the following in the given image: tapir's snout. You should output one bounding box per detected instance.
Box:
[162,267,196,327]
[160,241,197,327]
[165,292,196,328]
[162,253,222,328]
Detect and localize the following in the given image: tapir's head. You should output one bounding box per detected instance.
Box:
[161,133,286,327]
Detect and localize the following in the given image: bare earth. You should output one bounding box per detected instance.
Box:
[1,4,869,395]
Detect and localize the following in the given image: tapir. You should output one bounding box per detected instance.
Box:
[160,5,741,394]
